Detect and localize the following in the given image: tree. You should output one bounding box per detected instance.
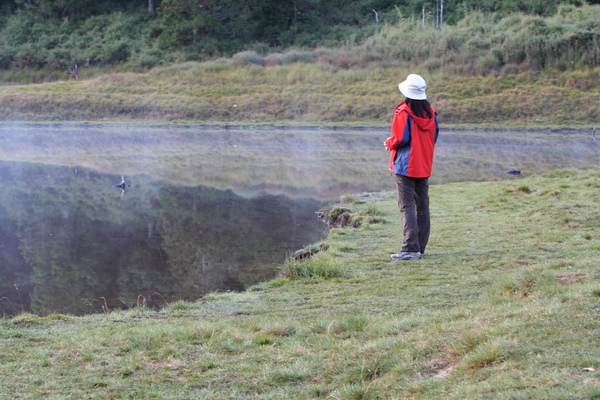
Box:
[157,0,293,54]
[148,0,156,17]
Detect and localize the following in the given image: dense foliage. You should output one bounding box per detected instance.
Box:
[0,0,598,75]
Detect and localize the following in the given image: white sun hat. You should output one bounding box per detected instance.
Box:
[398,74,427,100]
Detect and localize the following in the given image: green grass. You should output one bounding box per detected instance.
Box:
[2,168,599,399]
[0,61,598,128]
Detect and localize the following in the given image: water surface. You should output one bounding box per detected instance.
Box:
[0,125,597,315]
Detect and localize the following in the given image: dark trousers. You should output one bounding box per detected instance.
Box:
[395,175,430,254]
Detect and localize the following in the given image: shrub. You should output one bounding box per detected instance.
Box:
[1,11,34,46]
[0,47,16,69]
[14,44,46,68]
[46,48,75,71]
[231,51,263,66]
[282,252,345,280]
[100,41,131,64]
[280,50,317,65]
[133,47,164,69]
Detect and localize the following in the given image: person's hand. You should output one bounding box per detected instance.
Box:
[384,138,392,150]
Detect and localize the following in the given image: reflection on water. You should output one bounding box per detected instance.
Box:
[0,161,325,316]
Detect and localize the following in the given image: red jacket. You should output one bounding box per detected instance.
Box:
[385,102,439,178]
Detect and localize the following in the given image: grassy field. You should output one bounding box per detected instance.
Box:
[0,62,598,128]
[2,168,599,399]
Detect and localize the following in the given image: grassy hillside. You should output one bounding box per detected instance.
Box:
[2,169,599,399]
[0,63,598,128]
[0,4,598,127]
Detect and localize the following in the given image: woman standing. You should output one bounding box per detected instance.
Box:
[384,74,439,260]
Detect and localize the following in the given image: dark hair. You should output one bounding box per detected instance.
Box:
[405,98,433,119]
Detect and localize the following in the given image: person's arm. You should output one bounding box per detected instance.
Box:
[434,114,439,143]
[385,110,410,150]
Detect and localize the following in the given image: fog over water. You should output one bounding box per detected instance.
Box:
[0,125,597,315]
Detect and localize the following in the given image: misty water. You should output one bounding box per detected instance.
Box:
[0,125,597,316]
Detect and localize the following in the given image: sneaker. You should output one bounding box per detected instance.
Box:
[390,252,422,260]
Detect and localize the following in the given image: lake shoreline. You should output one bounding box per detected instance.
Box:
[2,169,599,398]
[0,121,595,135]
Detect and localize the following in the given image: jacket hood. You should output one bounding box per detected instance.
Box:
[405,105,437,131]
